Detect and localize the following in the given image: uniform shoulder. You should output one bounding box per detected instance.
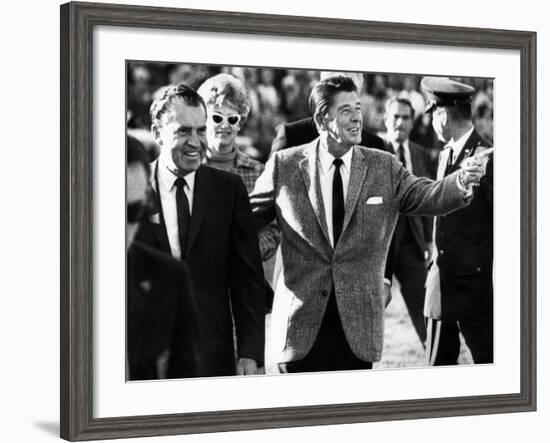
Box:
[285,117,312,131]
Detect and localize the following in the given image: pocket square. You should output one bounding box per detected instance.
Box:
[366,196,383,205]
[148,213,161,224]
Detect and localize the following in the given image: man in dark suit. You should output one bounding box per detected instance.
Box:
[250,76,486,373]
[383,97,434,346]
[126,135,199,380]
[136,84,266,377]
[422,77,494,365]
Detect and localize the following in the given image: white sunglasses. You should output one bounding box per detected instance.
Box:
[211,112,241,126]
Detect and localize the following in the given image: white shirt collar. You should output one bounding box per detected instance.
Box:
[157,154,196,193]
[447,126,475,154]
[389,139,410,154]
[318,143,353,175]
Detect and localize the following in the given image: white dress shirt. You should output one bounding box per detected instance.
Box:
[156,156,196,260]
[318,143,353,248]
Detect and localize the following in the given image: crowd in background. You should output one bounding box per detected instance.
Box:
[127,62,493,172]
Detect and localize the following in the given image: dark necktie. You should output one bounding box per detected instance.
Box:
[397,144,407,169]
[332,158,345,246]
[174,177,190,258]
[444,145,455,176]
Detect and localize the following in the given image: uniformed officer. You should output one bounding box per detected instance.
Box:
[422,77,494,365]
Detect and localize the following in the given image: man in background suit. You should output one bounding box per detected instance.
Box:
[250,76,485,373]
[384,97,433,346]
[422,77,494,365]
[126,135,199,380]
[136,84,266,377]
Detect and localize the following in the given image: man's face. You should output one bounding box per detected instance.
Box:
[321,91,362,156]
[153,100,207,175]
[384,101,414,144]
[126,163,149,248]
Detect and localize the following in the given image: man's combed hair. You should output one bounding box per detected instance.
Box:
[150,83,206,127]
[309,75,358,118]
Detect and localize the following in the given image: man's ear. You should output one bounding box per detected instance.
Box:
[313,112,326,132]
[151,124,162,146]
[440,108,449,127]
[383,113,390,131]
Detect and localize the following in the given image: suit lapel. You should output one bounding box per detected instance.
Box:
[149,161,172,254]
[298,141,332,248]
[342,146,368,234]
[185,166,210,256]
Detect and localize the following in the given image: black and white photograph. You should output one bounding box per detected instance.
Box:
[125,62,494,380]
[55,2,537,441]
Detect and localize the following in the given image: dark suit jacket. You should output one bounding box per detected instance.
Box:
[386,140,434,260]
[127,241,198,380]
[425,129,493,320]
[272,116,387,154]
[136,164,266,377]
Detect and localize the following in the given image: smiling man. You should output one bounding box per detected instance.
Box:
[250,76,486,373]
[136,83,266,378]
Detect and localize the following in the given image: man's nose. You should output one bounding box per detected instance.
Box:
[188,131,201,148]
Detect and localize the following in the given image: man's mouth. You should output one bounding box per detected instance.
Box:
[183,151,201,158]
[348,127,361,134]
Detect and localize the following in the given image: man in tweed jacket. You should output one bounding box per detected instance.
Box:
[250,76,486,373]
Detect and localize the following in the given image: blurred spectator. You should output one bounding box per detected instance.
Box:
[399,76,426,121]
[127,64,493,167]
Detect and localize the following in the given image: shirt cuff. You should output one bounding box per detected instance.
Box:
[384,278,392,286]
[456,172,473,197]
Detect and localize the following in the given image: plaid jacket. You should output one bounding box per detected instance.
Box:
[206,149,280,260]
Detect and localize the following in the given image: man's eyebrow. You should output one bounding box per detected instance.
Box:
[337,102,361,111]
[175,125,207,131]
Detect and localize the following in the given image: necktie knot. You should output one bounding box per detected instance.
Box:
[333,158,343,169]
[174,177,187,190]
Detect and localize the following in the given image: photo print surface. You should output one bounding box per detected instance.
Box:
[125,60,494,381]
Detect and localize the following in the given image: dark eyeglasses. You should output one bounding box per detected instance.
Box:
[127,200,148,223]
[211,112,241,126]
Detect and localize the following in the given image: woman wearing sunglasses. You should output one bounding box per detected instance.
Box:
[197,73,264,193]
[198,73,280,307]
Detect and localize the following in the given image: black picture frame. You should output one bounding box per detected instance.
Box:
[60,1,537,441]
